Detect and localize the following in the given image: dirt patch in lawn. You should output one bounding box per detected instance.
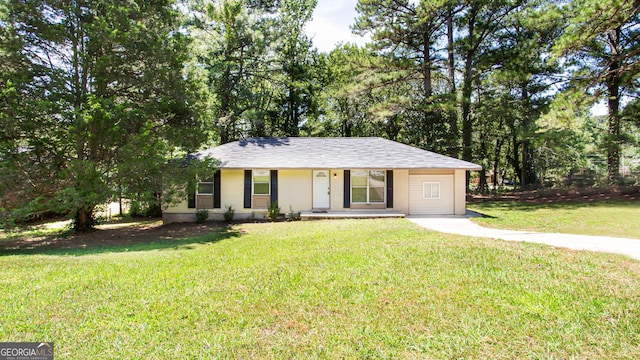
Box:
[469,186,640,204]
[0,219,235,254]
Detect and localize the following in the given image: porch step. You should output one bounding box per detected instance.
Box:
[300,211,406,220]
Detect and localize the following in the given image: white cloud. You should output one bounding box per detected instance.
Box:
[306,0,370,53]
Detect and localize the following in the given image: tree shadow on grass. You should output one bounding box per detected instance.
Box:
[0,220,243,256]
[471,199,640,214]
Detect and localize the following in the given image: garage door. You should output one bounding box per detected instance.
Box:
[409,175,454,215]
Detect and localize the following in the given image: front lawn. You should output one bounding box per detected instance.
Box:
[468,200,640,239]
[1,219,639,358]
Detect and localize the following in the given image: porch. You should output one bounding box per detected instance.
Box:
[300,210,406,220]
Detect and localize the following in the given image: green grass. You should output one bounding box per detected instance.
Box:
[468,200,640,239]
[1,219,640,358]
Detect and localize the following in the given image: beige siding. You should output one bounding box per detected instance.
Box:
[330,169,344,211]
[409,169,455,176]
[392,169,409,213]
[278,169,313,212]
[454,169,467,215]
[409,174,455,215]
[164,198,191,214]
[220,169,246,214]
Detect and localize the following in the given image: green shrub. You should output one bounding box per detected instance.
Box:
[287,206,301,221]
[223,205,235,222]
[195,209,209,223]
[0,208,15,231]
[129,201,142,217]
[267,201,280,222]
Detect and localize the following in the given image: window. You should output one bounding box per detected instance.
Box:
[196,180,214,208]
[253,170,270,195]
[197,182,214,195]
[423,182,440,199]
[351,170,385,203]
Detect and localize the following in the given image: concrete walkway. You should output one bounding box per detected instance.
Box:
[407,213,640,261]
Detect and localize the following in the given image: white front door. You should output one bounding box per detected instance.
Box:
[312,170,330,209]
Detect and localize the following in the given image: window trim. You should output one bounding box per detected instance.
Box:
[423,182,440,200]
[252,169,271,196]
[351,169,386,204]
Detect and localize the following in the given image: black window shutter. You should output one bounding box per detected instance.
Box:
[213,170,221,209]
[188,191,195,209]
[270,170,278,205]
[244,170,252,209]
[386,170,394,208]
[343,170,350,208]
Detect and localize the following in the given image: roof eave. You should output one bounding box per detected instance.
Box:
[216,165,483,170]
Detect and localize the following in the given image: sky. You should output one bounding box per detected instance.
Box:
[305,0,370,53]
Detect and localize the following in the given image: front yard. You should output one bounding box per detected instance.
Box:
[468,200,640,239]
[1,219,639,358]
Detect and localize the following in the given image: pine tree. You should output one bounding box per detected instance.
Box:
[553,0,640,181]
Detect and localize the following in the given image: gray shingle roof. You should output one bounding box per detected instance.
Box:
[195,137,482,170]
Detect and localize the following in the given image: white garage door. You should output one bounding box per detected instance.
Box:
[409,175,454,215]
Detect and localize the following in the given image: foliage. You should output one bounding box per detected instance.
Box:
[267,201,281,221]
[304,44,380,138]
[341,0,640,188]
[0,0,210,231]
[351,0,464,153]
[223,205,235,222]
[552,0,640,180]
[1,219,640,358]
[128,201,142,218]
[188,0,322,143]
[0,208,13,231]
[195,209,210,223]
[286,205,301,221]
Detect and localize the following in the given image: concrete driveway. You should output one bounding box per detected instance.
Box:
[407,213,640,261]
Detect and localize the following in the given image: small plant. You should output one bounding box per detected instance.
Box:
[195,209,209,223]
[0,208,15,231]
[287,206,301,221]
[128,201,142,217]
[223,205,235,222]
[267,201,280,222]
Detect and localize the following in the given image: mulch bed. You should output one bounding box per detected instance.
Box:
[0,219,230,253]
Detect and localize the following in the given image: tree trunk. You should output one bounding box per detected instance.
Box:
[219,52,233,144]
[74,206,95,232]
[461,7,477,188]
[118,185,123,217]
[147,192,162,217]
[461,54,473,183]
[447,6,459,158]
[520,83,537,187]
[512,136,521,187]
[606,26,621,181]
[493,138,503,189]
[422,29,432,99]
[478,170,488,193]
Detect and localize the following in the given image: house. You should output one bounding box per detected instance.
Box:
[162,137,482,223]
